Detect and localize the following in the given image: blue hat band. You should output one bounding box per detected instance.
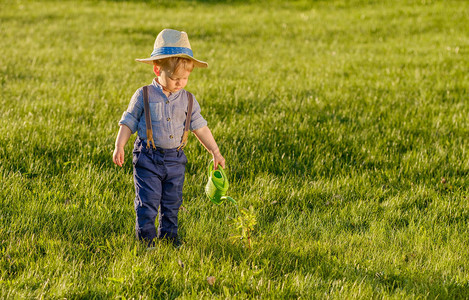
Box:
[151,47,193,57]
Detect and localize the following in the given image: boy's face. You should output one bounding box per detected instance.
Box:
[155,66,191,94]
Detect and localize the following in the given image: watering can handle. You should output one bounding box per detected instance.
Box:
[208,160,225,176]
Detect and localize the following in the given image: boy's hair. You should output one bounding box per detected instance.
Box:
[153,57,194,75]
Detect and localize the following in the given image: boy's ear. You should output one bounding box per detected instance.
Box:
[153,64,160,76]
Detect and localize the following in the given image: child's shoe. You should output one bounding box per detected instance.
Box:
[172,237,183,249]
[158,236,184,249]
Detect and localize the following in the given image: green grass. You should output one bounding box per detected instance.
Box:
[1,0,468,298]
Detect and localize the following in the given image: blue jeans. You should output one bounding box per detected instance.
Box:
[132,138,187,245]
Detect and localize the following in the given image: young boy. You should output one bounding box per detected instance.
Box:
[112,29,225,247]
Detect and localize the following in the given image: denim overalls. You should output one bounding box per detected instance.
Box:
[132,137,187,245]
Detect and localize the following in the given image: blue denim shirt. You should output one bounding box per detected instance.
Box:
[119,79,207,149]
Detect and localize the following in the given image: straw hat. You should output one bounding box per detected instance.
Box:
[135,29,208,68]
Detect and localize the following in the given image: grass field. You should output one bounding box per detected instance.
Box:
[1,0,468,298]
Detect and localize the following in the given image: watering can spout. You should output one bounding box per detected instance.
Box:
[221,196,237,205]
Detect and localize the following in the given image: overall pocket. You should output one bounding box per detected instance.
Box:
[132,151,141,166]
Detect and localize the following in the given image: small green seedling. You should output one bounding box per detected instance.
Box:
[227,205,257,249]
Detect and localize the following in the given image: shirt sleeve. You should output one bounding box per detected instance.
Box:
[190,94,208,131]
[118,88,143,134]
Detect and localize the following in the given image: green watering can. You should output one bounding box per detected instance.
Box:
[205,160,237,205]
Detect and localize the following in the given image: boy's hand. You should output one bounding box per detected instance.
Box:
[113,125,131,167]
[213,150,225,170]
[113,147,125,167]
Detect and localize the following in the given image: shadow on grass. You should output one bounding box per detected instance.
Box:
[346,262,469,299]
[192,236,469,298]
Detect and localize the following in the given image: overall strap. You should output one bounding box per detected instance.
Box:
[143,86,156,150]
[177,92,194,151]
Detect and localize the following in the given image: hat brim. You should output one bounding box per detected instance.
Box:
[135,54,208,68]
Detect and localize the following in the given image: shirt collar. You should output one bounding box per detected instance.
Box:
[151,78,182,99]
[152,78,162,89]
